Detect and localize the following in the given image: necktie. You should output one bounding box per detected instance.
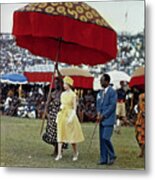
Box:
[102,89,106,98]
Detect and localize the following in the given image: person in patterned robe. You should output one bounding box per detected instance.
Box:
[135,93,145,158]
[42,77,67,155]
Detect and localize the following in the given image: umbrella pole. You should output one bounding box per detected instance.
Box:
[40,39,62,135]
[87,122,98,154]
[85,122,98,168]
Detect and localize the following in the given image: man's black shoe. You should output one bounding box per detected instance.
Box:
[97,162,108,165]
[108,156,117,165]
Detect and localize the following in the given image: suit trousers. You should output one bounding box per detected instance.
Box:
[99,124,116,163]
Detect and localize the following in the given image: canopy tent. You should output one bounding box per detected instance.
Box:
[58,67,94,89]
[24,64,54,83]
[24,65,94,89]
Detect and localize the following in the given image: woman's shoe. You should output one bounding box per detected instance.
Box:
[55,155,62,161]
[72,152,79,161]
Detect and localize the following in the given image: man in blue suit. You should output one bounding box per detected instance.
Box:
[96,74,117,165]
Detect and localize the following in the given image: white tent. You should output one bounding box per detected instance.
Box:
[93,70,131,90]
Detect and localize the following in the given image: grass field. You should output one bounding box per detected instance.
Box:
[0,115,144,170]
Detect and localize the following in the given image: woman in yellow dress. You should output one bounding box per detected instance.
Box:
[55,76,85,161]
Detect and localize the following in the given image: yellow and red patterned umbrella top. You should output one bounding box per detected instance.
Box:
[13,2,117,65]
[18,2,112,29]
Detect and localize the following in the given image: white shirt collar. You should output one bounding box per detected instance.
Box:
[103,86,110,94]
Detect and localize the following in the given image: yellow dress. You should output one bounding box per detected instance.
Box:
[57,90,84,143]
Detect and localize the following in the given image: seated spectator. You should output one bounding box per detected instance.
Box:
[4,90,14,115]
[83,90,97,122]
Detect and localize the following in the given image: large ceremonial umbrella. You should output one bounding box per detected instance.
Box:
[58,67,94,89]
[12,2,117,134]
[12,2,117,65]
[0,74,27,84]
[129,66,145,89]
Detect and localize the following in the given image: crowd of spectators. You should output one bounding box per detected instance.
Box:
[105,32,145,75]
[0,34,52,75]
[0,32,145,76]
[90,32,145,76]
[0,83,47,119]
[0,82,141,127]
[0,83,97,122]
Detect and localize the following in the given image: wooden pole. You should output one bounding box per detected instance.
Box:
[87,122,98,153]
[40,38,62,135]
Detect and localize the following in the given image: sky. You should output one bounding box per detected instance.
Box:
[1,0,145,34]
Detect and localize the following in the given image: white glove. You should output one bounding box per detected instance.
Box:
[56,112,60,123]
[67,110,76,124]
[56,116,58,123]
[60,104,64,109]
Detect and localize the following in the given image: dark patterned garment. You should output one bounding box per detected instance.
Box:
[42,97,60,146]
[135,93,145,147]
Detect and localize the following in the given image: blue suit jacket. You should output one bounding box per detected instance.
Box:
[96,86,117,126]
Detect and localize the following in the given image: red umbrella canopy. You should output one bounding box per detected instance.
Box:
[12,2,117,66]
[129,66,145,89]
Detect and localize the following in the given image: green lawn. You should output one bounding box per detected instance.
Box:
[0,115,144,170]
